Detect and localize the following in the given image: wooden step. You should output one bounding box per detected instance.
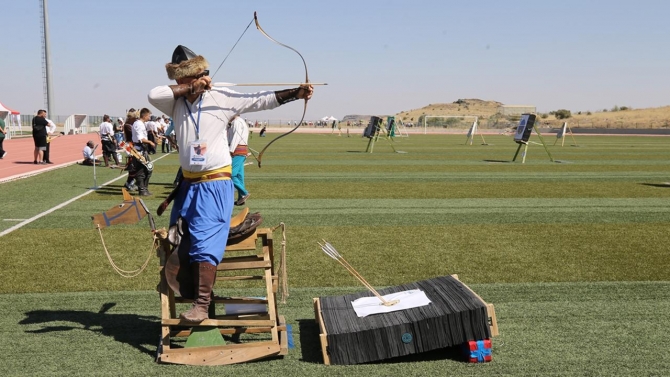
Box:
[162,318,275,327]
[217,255,271,270]
[171,324,287,338]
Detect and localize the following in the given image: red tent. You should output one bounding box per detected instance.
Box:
[0,101,20,115]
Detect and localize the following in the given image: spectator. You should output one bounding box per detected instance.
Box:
[131,108,155,196]
[42,118,57,164]
[99,115,120,167]
[32,110,49,164]
[0,116,6,159]
[114,118,124,144]
[228,115,251,205]
[81,140,101,165]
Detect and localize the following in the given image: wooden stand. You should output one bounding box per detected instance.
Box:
[512,127,554,163]
[156,228,288,365]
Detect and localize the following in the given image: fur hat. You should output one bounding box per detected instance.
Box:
[165,45,209,80]
[126,108,139,119]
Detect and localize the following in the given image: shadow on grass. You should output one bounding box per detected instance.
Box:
[483,159,513,163]
[91,186,125,196]
[19,302,160,357]
[641,183,670,188]
[297,318,323,363]
[296,318,466,365]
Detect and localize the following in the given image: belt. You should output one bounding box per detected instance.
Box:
[184,172,231,183]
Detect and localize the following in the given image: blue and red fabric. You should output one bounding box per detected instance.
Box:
[463,339,492,363]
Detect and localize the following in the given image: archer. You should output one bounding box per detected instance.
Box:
[147,45,312,323]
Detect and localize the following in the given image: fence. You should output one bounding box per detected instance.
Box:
[13,114,670,133]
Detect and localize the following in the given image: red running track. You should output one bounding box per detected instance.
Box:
[0,134,100,182]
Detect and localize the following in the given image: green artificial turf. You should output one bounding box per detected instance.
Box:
[0,134,669,375]
[1,283,669,376]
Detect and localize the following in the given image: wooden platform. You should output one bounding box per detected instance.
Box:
[313,274,498,365]
[156,228,288,365]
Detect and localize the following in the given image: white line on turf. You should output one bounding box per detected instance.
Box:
[0,153,171,238]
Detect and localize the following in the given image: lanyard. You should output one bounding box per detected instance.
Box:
[183,95,203,140]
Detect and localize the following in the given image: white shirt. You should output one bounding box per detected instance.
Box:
[148,86,279,172]
[83,145,95,159]
[228,117,249,153]
[132,120,148,144]
[99,121,114,137]
[146,121,157,133]
[45,119,57,135]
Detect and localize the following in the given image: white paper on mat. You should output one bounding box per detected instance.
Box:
[351,289,432,318]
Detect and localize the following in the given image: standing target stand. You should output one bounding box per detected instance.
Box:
[363,116,407,154]
[553,121,579,147]
[465,118,489,146]
[512,114,554,163]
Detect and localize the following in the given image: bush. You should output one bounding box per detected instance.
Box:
[553,109,572,119]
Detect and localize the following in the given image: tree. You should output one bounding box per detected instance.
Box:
[554,109,572,119]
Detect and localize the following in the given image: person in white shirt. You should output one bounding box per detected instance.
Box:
[228,115,250,205]
[130,108,156,196]
[99,115,119,167]
[43,118,57,164]
[145,116,158,154]
[81,140,100,165]
[158,116,171,153]
[147,44,313,323]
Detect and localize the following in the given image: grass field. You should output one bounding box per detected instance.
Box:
[1,133,669,376]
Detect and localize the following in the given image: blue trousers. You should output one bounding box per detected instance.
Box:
[231,155,248,200]
[170,179,234,266]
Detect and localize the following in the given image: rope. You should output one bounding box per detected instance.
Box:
[96,224,155,278]
[271,222,288,303]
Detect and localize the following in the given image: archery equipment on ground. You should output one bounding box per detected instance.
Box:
[318,240,399,307]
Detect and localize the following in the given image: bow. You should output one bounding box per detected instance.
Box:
[253,11,310,168]
[208,12,311,167]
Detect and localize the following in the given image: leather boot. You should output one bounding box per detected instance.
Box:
[179,262,217,323]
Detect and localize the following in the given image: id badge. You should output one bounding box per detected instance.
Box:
[189,140,208,166]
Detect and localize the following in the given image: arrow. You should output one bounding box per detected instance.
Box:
[213,82,327,87]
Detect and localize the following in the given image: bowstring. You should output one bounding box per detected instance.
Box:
[211,17,254,80]
[206,12,310,168]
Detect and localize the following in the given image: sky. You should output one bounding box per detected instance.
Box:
[2,0,670,121]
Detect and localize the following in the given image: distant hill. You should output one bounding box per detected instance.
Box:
[392,99,670,129]
[396,99,503,123]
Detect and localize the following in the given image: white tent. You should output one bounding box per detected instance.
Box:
[0,101,21,139]
[320,116,338,122]
[64,114,89,134]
